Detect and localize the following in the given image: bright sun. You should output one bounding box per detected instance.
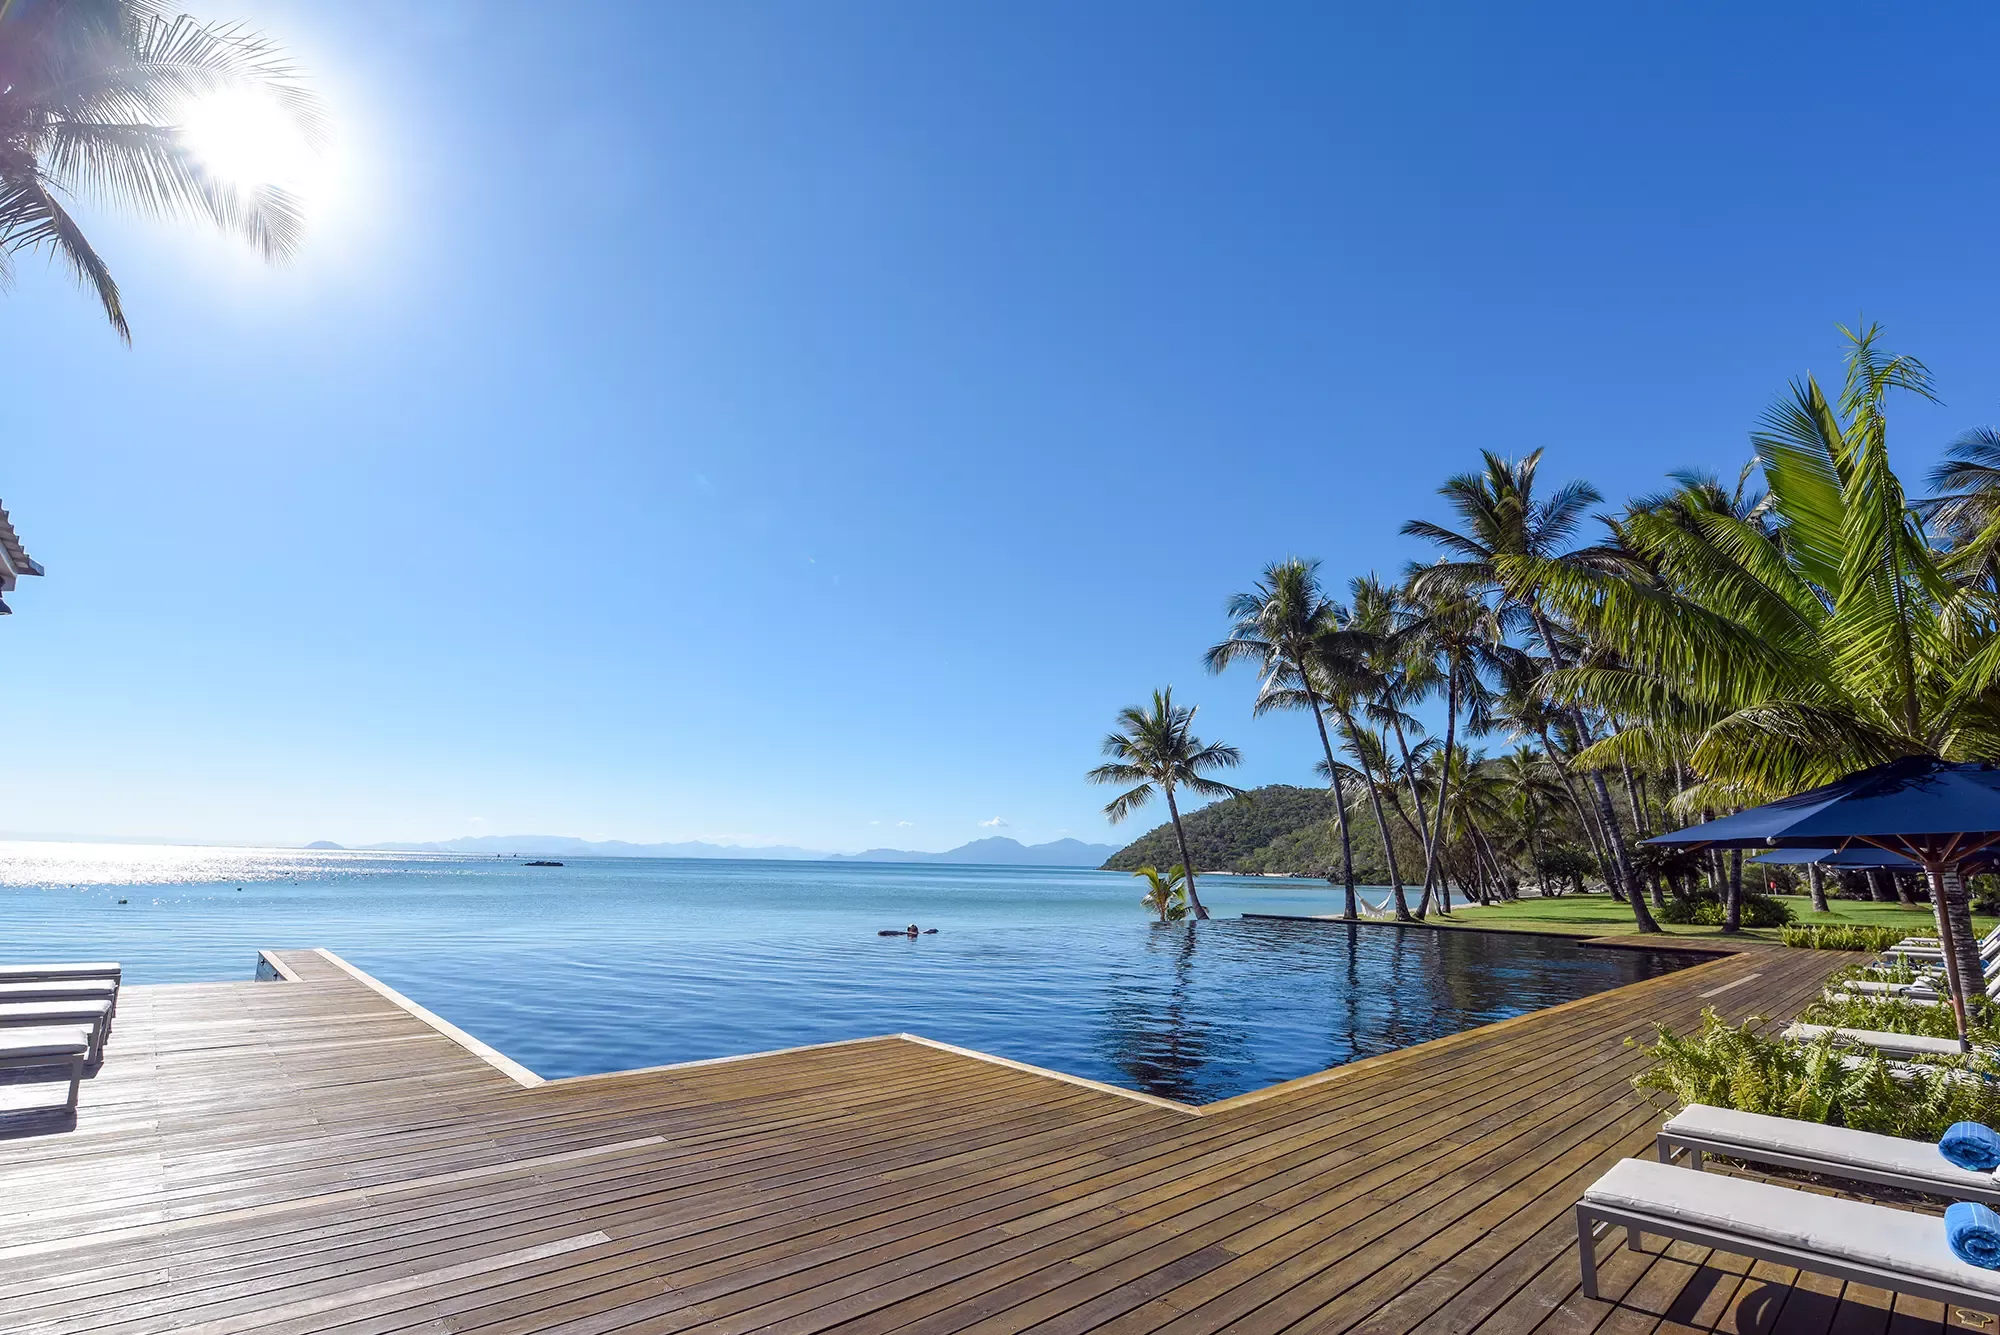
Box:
[178,89,322,195]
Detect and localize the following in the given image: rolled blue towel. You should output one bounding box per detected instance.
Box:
[1940,1122,2000,1172]
[1949,1202,2000,1268]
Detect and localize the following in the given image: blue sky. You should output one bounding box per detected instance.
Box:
[6,1,2000,851]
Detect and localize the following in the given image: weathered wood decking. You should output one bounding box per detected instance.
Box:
[0,940,1948,1335]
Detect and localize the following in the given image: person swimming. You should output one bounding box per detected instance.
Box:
[877,924,940,937]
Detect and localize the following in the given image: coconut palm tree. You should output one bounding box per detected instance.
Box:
[1523,324,2000,985]
[1493,747,1565,895]
[1396,575,1513,918]
[0,0,324,339]
[1088,688,1245,920]
[1402,449,1656,929]
[1132,864,1189,923]
[1206,558,1360,918]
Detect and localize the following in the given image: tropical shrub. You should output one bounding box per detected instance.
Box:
[1780,923,1907,952]
[1655,891,1793,928]
[1632,1009,2000,1140]
[1132,865,1190,924]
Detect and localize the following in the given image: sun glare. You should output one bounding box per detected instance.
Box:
[178,89,324,197]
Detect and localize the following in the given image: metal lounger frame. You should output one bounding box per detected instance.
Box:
[1654,1128,2000,1207]
[1574,1196,2000,1314]
[0,1049,84,1111]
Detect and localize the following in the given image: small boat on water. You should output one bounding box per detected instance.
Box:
[524,860,564,867]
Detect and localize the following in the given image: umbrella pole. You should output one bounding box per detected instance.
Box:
[1922,862,1974,1053]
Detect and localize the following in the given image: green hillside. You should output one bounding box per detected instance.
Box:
[1100,784,1426,881]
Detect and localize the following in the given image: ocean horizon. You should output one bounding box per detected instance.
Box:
[0,840,1690,1101]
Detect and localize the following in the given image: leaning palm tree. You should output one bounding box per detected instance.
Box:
[1088,688,1245,920]
[1206,558,1359,918]
[0,0,324,339]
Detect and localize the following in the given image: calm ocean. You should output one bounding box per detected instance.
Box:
[0,842,1692,1102]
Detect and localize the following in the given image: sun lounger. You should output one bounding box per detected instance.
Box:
[0,962,121,986]
[1783,1021,1989,1061]
[0,980,117,1002]
[1896,926,2000,951]
[1656,1103,2000,1205]
[1576,1157,2000,1311]
[0,1025,92,1112]
[0,1000,112,1064]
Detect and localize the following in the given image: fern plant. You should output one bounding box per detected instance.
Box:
[1632,1008,2000,1140]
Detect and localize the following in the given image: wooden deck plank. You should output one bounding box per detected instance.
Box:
[0,938,1946,1335]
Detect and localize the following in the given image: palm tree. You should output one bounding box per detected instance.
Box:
[1312,593,1418,920]
[1132,865,1189,923]
[0,0,324,339]
[1088,688,1245,920]
[1351,573,1441,861]
[1524,324,2000,987]
[1396,575,1511,917]
[1493,747,1564,895]
[1206,558,1359,918]
[1402,449,1657,930]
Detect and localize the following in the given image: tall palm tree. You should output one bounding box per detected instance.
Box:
[1524,325,2000,988]
[1351,573,1440,860]
[1088,688,1245,920]
[1396,575,1512,918]
[1206,558,1359,919]
[1402,449,1657,930]
[0,0,323,339]
[1314,583,1420,919]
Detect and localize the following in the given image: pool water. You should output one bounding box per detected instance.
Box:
[0,842,1694,1102]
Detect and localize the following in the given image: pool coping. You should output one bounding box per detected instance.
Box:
[1239,911,1760,955]
[270,941,1751,1118]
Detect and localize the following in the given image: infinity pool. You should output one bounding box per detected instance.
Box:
[0,843,1695,1101]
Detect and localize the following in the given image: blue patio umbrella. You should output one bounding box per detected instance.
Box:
[1648,755,2000,1047]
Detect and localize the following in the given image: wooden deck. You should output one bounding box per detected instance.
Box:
[0,940,1957,1335]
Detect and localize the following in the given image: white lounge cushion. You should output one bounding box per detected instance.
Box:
[1785,1022,1972,1060]
[0,962,120,984]
[1846,979,1943,998]
[1664,1103,1998,1194]
[0,999,110,1023]
[0,980,116,1001]
[1583,1157,2000,1297]
[0,1025,92,1058]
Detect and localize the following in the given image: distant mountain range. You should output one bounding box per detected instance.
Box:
[308,833,1118,868]
[826,837,1118,866]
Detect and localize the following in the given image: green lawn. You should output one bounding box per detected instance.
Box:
[1429,892,1995,944]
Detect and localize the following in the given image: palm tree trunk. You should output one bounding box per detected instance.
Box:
[1588,769,1656,931]
[1163,786,1208,920]
[1806,863,1829,914]
[1927,864,1978,1050]
[1865,869,1892,903]
[1416,668,1459,917]
[1616,754,1666,911]
[1305,690,1357,921]
[1341,710,1410,920]
[1723,848,1743,933]
[1536,724,1608,860]
[1387,715,1433,862]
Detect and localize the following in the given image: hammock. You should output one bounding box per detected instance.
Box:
[1355,892,1398,919]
